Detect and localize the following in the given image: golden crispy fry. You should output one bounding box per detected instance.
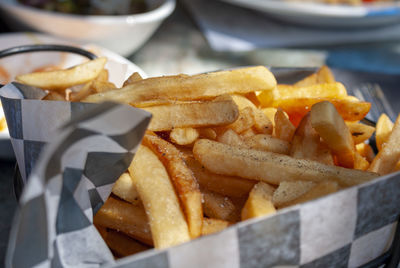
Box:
[93,197,153,246]
[16,57,107,90]
[170,127,200,146]
[258,82,347,107]
[311,101,355,168]
[111,173,140,204]
[273,181,316,208]
[252,109,273,134]
[346,122,375,145]
[294,65,336,87]
[123,72,143,87]
[245,92,261,107]
[43,91,66,101]
[356,143,375,163]
[185,157,256,198]
[217,128,246,147]
[143,96,239,131]
[193,139,379,187]
[83,66,276,103]
[69,81,94,102]
[369,114,400,175]
[202,189,240,222]
[354,152,370,171]
[198,128,217,140]
[261,107,278,126]
[276,181,339,208]
[244,134,290,155]
[241,182,276,220]
[102,230,150,258]
[92,80,117,93]
[240,128,257,139]
[290,113,334,165]
[376,113,394,151]
[142,134,203,239]
[129,145,190,248]
[201,218,231,236]
[274,108,295,142]
[228,107,255,133]
[231,94,257,110]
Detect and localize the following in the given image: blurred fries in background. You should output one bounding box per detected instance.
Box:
[16,61,400,259]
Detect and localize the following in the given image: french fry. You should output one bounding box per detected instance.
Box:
[273,181,316,208]
[43,91,66,101]
[290,113,334,165]
[311,101,355,168]
[346,122,375,145]
[143,96,239,131]
[274,108,295,142]
[261,107,278,126]
[198,128,217,140]
[240,128,257,139]
[103,230,151,258]
[356,143,375,163]
[202,189,240,222]
[170,127,199,145]
[276,181,339,208]
[123,72,143,87]
[376,113,394,151]
[244,134,290,155]
[241,182,276,220]
[185,157,256,198]
[369,114,400,175]
[93,197,153,246]
[16,57,107,90]
[231,94,257,110]
[201,218,231,236]
[111,173,139,204]
[228,107,255,133]
[128,145,190,248]
[142,134,203,239]
[69,81,94,102]
[217,129,246,147]
[252,109,273,134]
[193,139,379,187]
[354,152,370,171]
[83,66,277,103]
[294,65,336,87]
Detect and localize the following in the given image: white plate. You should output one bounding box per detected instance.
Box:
[0,32,146,158]
[221,0,400,27]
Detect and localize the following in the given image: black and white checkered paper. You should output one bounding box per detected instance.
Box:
[1,82,399,268]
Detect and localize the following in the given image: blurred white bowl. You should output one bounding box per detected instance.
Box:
[0,0,175,56]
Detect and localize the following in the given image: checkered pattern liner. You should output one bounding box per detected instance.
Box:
[1,82,399,267]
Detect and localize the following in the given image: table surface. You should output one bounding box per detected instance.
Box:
[1,1,400,265]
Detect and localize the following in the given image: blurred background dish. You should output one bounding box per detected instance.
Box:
[221,0,400,27]
[0,0,175,56]
[0,32,146,159]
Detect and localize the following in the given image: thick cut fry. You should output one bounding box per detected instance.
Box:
[93,197,153,245]
[228,107,255,133]
[244,134,290,155]
[369,114,400,175]
[170,127,199,145]
[142,134,203,239]
[258,82,347,107]
[202,189,240,222]
[143,96,239,131]
[193,139,379,187]
[294,65,336,87]
[43,91,66,101]
[273,181,316,208]
[261,107,278,126]
[346,122,375,145]
[112,173,139,204]
[376,113,394,151]
[311,101,355,168]
[217,129,246,147]
[128,145,190,248]
[102,230,150,258]
[83,66,277,103]
[201,218,231,236]
[290,113,334,165]
[16,57,107,90]
[185,157,256,198]
[231,94,257,110]
[276,181,339,208]
[252,109,273,134]
[198,128,217,140]
[69,81,94,102]
[272,98,371,126]
[123,72,143,87]
[274,108,295,142]
[354,152,370,171]
[241,182,276,220]
[356,143,375,163]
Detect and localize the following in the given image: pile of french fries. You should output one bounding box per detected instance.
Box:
[15,59,400,258]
